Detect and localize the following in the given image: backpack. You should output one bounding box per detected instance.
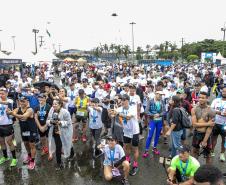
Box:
[176,107,192,128]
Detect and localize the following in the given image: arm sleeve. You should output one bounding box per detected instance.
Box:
[60,110,72,127]
[46,108,53,126]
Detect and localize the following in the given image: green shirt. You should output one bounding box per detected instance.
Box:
[170,155,200,177]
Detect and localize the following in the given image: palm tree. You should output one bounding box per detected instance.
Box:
[122,45,130,59]
[115,45,123,60]
[146,44,151,54]
[136,46,143,60]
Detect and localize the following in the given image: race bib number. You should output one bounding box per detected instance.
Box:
[76,111,85,116]
[123,127,133,138]
[22,131,30,136]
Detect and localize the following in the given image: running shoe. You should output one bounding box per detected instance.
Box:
[82,135,87,142]
[211,152,215,157]
[142,151,149,158]
[23,155,31,164]
[72,137,79,143]
[10,159,17,167]
[152,148,160,155]
[55,163,63,171]
[0,157,10,165]
[220,153,225,162]
[41,147,48,156]
[28,161,35,170]
[125,156,131,163]
[129,166,138,176]
[121,178,130,185]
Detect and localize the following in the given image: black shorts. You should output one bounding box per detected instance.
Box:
[76,116,87,124]
[212,124,226,137]
[38,128,49,138]
[21,131,38,143]
[123,134,139,147]
[192,130,212,152]
[0,125,14,137]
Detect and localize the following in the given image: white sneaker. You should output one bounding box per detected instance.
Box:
[220,153,225,162]
[211,152,215,157]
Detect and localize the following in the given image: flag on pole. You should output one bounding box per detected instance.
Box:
[46,29,51,37]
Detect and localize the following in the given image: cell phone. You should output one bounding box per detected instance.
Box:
[110,104,114,109]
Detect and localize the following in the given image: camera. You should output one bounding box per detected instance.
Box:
[110,100,115,109]
[51,112,60,134]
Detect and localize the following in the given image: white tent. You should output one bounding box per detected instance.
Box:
[215,52,226,65]
[35,48,58,62]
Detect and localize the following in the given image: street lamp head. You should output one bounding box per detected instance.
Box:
[32,29,39,33]
[130,22,136,25]
[111,13,118,17]
[221,27,226,31]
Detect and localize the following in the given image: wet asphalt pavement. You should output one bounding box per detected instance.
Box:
[1,78,225,185]
[0,123,225,185]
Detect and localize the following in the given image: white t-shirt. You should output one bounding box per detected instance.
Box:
[0,99,13,125]
[95,88,106,101]
[129,94,141,118]
[88,107,103,129]
[211,98,226,125]
[116,106,139,138]
[103,144,125,166]
[67,89,78,108]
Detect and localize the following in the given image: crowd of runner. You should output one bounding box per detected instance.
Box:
[0,62,226,185]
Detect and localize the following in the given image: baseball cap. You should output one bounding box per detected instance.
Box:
[38,93,47,98]
[104,83,111,91]
[176,88,185,94]
[122,94,130,101]
[91,98,100,103]
[106,135,116,141]
[19,96,29,101]
[178,145,191,153]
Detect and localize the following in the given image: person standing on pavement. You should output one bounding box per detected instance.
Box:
[143,91,166,157]
[46,99,74,170]
[191,91,215,164]
[166,95,184,158]
[9,96,38,170]
[88,98,103,156]
[0,88,17,167]
[74,89,89,142]
[116,94,140,176]
[34,94,51,156]
[210,86,226,161]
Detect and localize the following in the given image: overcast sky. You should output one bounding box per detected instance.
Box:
[0,0,226,53]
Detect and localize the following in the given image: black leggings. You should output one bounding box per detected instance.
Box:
[53,132,62,164]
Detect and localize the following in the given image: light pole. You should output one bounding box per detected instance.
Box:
[11,36,15,51]
[58,43,61,53]
[130,22,136,63]
[39,36,44,47]
[0,29,3,51]
[221,23,226,56]
[32,29,39,54]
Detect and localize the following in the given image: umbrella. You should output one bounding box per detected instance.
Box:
[33,81,60,91]
[33,81,52,88]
